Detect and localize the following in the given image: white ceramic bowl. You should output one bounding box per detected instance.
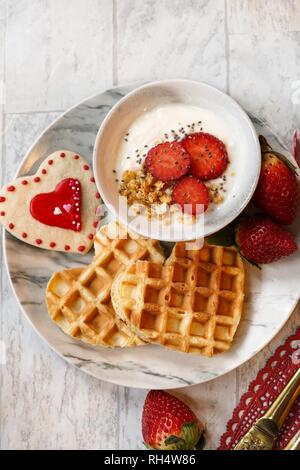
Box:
[93,79,260,241]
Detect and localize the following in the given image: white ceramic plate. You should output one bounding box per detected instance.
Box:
[93,80,260,241]
[4,83,300,389]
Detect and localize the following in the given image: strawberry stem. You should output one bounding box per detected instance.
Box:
[259,135,273,153]
[259,135,298,174]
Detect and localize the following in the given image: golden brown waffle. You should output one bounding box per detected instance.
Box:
[93,220,165,262]
[111,243,245,356]
[46,221,165,348]
[46,268,142,347]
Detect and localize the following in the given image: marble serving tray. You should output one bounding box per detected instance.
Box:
[4,84,300,389]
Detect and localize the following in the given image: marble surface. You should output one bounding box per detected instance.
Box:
[4,86,300,391]
[1,0,300,450]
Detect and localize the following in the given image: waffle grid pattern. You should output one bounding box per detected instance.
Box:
[46,268,141,347]
[46,222,165,348]
[112,243,245,356]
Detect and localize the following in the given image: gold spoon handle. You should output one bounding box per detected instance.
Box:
[283,429,300,450]
[264,367,300,428]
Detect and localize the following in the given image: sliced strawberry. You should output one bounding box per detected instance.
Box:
[145,142,190,181]
[182,132,229,180]
[173,176,209,215]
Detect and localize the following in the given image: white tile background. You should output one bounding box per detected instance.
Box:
[0,0,300,449]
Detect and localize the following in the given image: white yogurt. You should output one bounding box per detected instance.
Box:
[115,103,237,189]
[112,103,242,239]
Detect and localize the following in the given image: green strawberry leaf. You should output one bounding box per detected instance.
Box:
[181,421,203,449]
[207,223,235,247]
[164,435,186,449]
[195,432,206,450]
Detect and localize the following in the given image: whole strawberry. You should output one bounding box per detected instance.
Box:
[142,390,204,450]
[236,216,297,264]
[253,136,299,225]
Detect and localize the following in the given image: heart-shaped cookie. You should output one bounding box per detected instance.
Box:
[0,150,101,254]
[30,178,82,231]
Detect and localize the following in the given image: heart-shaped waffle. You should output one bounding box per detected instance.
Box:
[0,150,100,254]
[111,242,245,356]
[46,268,144,348]
[45,221,165,348]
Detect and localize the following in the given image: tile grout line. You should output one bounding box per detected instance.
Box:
[0,0,8,452]
[113,0,122,450]
[6,109,65,115]
[1,0,7,185]
[224,0,230,95]
[112,0,118,87]
[224,0,238,409]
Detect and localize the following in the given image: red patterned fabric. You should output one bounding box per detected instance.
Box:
[218,327,300,450]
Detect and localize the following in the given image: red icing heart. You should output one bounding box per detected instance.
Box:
[30,178,82,232]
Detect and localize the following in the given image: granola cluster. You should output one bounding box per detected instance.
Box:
[208,183,224,204]
[119,170,173,206]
